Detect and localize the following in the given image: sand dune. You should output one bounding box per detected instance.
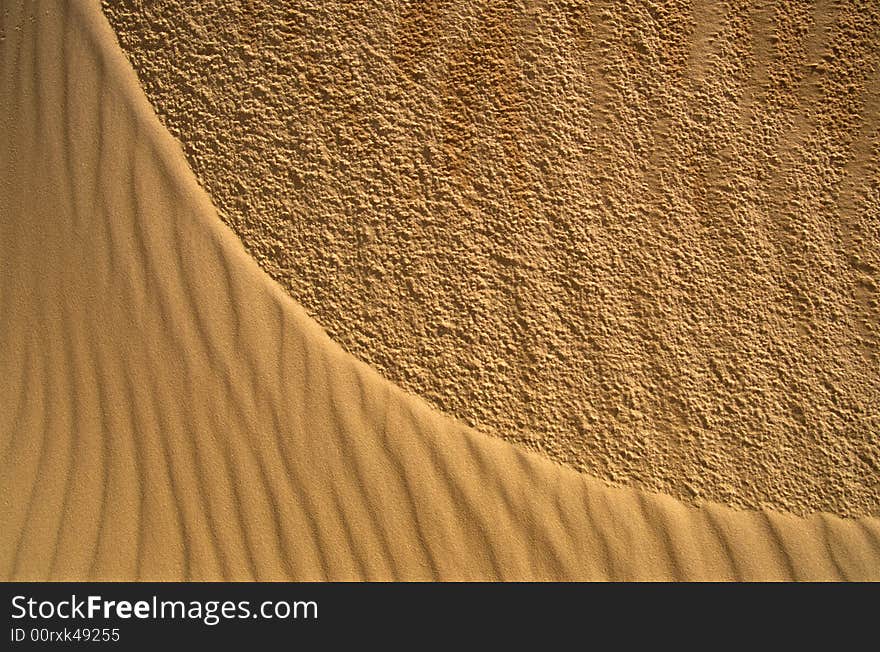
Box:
[1,0,879,580]
[103,0,880,517]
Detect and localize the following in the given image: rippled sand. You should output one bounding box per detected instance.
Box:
[1,1,878,580]
[103,0,880,516]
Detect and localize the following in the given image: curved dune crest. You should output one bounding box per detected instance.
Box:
[1,0,878,580]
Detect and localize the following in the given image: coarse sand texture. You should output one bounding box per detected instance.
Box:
[103,0,880,517]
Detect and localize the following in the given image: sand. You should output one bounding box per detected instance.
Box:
[0,0,878,581]
[100,0,880,518]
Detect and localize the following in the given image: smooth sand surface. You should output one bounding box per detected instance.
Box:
[1,1,878,580]
[102,0,880,517]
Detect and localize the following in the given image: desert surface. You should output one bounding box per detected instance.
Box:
[103,0,880,517]
[0,0,878,580]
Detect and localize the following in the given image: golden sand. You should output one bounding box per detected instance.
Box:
[102,0,880,517]
[0,1,878,580]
